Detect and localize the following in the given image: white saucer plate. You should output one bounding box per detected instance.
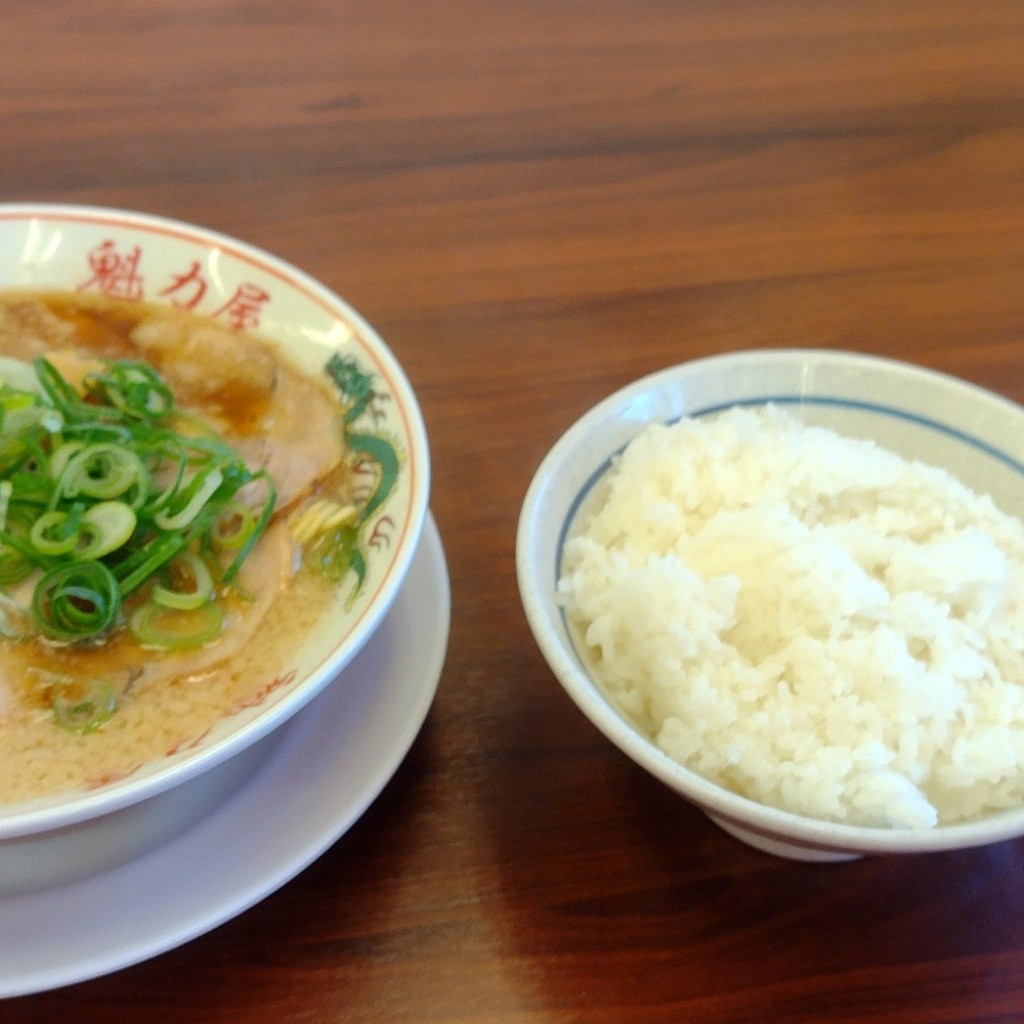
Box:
[0,514,450,998]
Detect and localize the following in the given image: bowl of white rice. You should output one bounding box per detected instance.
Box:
[516,349,1024,861]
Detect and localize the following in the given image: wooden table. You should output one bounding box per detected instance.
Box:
[3,2,1024,1020]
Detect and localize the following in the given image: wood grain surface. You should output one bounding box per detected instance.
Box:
[2,1,1024,1020]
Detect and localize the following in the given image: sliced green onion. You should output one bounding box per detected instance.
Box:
[0,480,12,531]
[0,531,41,584]
[152,551,214,610]
[33,357,94,421]
[129,600,224,649]
[222,472,275,584]
[85,361,175,421]
[52,682,117,735]
[153,466,224,530]
[210,501,256,550]
[2,404,63,438]
[0,356,277,650]
[140,449,188,518]
[112,531,189,597]
[48,441,85,482]
[32,561,122,641]
[56,443,145,501]
[30,507,83,556]
[75,501,137,560]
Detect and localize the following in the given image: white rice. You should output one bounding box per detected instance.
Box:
[558,405,1024,829]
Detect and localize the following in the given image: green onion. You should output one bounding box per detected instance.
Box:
[222,471,275,584]
[84,361,175,421]
[29,507,83,556]
[52,682,117,735]
[0,480,12,530]
[112,531,189,597]
[32,561,122,641]
[0,529,42,583]
[2,404,63,438]
[153,465,224,530]
[48,441,85,482]
[0,356,275,647]
[210,501,256,550]
[33,358,95,422]
[129,600,224,649]
[152,551,214,610]
[55,443,146,502]
[76,501,137,559]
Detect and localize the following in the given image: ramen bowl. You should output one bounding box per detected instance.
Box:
[517,349,1024,861]
[0,203,430,891]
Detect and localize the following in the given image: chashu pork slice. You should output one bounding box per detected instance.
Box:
[130,314,346,511]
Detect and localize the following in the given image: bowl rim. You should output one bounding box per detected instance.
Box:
[0,202,431,837]
[517,347,1024,855]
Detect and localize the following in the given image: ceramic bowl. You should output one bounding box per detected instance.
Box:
[517,348,1024,861]
[0,203,430,891]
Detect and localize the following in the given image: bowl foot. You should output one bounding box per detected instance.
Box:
[705,813,862,863]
